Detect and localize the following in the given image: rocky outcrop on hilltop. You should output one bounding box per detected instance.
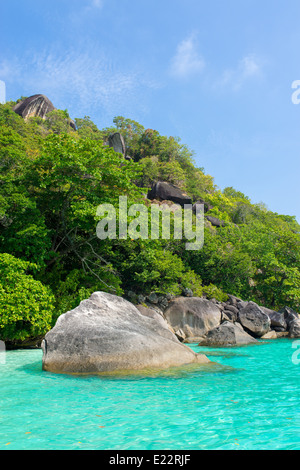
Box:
[192,199,214,214]
[147,181,192,207]
[13,94,55,120]
[108,132,127,158]
[13,94,76,130]
[42,291,210,374]
[205,215,225,227]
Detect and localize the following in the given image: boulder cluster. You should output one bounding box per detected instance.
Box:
[161,293,300,345]
[125,290,300,345]
[12,94,299,374]
[42,289,300,375]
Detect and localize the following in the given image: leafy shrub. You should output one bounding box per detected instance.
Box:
[203,283,228,302]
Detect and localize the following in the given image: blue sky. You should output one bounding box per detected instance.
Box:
[1,0,300,222]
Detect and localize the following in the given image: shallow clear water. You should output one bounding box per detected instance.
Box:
[0,339,299,450]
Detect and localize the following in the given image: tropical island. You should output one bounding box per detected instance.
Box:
[0,94,300,373]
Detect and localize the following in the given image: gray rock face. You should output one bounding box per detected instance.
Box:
[182,287,193,297]
[261,330,278,339]
[147,292,159,304]
[227,294,241,306]
[199,321,258,347]
[280,306,300,338]
[13,94,55,120]
[192,199,213,214]
[259,306,287,332]
[13,94,76,131]
[280,306,299,328]
[69,119,77,131]
[222,310,238,323]
[136,305,175,338]
[222,304,239,322]
[205,215,225,227]
[147,182,192,207]
[42,292,209,374]
[288,319,300,338]
[163,297,222,341]
[238,302,271,337]
[224,304,239,315]
[223,295,248,311]
[108,133,126,157]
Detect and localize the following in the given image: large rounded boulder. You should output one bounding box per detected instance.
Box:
[13,94,55,120]
[163,297,222,342]
[147,181,192,207]
[238,302,271,338]
[42,292,209,374]
[13,94,76,130]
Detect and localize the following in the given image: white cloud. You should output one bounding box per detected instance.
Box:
[217,54,263,91]
[240,55,261,78]
[170,34,205,79]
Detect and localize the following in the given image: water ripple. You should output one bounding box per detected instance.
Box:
[0,339,299,450]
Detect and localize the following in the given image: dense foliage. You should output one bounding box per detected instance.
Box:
[0,100,299,344]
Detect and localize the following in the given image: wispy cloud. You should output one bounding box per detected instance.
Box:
[90,0,104,10]
[170,34,205,79]
[217,54,263,91]
[0,46,157,120]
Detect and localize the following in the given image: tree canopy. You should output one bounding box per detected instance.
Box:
[0,99,299,344]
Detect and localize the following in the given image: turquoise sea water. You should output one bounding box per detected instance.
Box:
[0,338,299,450]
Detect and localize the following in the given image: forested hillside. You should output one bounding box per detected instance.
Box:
[0,97,299,345]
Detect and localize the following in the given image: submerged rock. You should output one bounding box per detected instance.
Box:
[42,292,209,374]
[199,321,258,347]
[163,297,222,342]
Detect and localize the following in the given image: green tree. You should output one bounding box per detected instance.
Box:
[24,133,142,297]
[75,116,103,140]
[43,109,74,134]
[0,254,54,344]
[110,238,203,296]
